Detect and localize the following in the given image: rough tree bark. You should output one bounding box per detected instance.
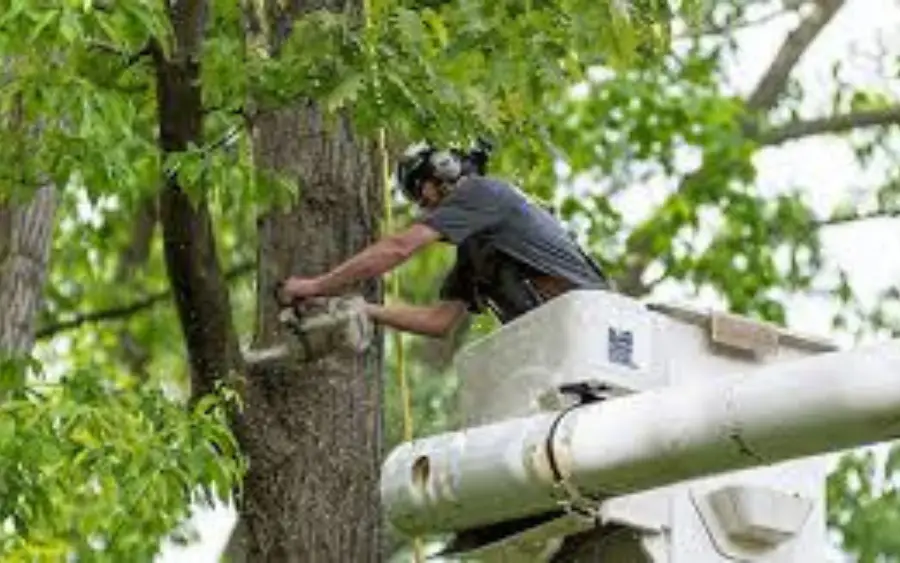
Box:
[237,103,383,561]
[234,1,385,557]
[0,186,56,355]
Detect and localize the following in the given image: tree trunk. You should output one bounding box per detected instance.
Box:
[234,0,384,558]
[152,3,244,401]
[238,95,384,559]
[0,186,56,356]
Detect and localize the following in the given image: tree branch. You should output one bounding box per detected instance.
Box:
[614,0,848,297]
[814,208,900,228]
[153,0,247,400]
[746,0,845,111]
[675,6,793,41]
[113,198,158,378]
[88,40,153,68]
[1,187,57,354]
[756,105,900,145]
[36,261,254,340]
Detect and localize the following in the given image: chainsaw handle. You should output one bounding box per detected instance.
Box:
[273,280,305,318]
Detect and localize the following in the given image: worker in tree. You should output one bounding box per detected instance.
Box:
[279,141,609,337]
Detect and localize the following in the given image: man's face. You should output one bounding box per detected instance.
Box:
[417,179,445,210]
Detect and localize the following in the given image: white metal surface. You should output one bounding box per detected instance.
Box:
[455,291,661,427]
[640,302,831,563]
[454,292,835,429]
[670,457,828,563]
[694,484,814,557]
[381,339,900,537]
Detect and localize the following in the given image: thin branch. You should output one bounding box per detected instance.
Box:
[87,41,131,57]
[124,42,154,68]
[814,208,900,228]
[163,125,244,179]
[202,104,251,120]
[113,198,158,378]
[746,0,845,111]
[756,105,900,145]
[675,6,793,41]
[87,40,153,68]
[36,261,255,340]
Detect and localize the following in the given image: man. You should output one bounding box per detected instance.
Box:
[280,141,608,337]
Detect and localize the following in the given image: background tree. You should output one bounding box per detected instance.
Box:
[1,187,55,355]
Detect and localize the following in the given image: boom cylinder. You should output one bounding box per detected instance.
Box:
[381,340,900,536]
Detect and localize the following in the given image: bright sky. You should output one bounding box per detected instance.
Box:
[156,1,900,560]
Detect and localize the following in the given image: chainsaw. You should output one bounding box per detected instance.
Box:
[243,283,373,370]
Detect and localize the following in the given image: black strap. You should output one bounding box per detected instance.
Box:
[544,385,612,517]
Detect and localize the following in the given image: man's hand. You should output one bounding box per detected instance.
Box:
[279,276,323,303]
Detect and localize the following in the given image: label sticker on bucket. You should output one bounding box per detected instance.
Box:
[608,327,637,368]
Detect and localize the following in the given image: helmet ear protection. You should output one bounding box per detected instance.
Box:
[428,149,463,184]
[395,143,463,201]
[395,139,491,203]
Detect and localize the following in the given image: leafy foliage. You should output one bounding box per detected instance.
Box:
[0,357,243,561]
[828,447,900,562]
[2,0,899,559]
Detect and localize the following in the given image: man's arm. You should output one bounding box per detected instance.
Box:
[363,300,468,338]
[312,223,441,296]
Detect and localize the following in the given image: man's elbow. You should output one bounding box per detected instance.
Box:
[382,234,419,262]
[384,224,439,263]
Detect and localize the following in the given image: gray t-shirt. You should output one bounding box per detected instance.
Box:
[419,175,606,310]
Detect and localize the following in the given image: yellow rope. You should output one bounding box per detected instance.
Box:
[378,129,423,563]
[364,2,421,560]
[378,131,414,443]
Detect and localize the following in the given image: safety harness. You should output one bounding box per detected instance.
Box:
[454,235,608,324]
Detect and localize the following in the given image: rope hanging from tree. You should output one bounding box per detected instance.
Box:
[364,1,421,559]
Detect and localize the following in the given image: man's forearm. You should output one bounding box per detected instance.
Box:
[364,301,466,337]
[316,240,407,296]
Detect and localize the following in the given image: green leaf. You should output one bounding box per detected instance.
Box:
[30,10,60,43]
[325,72,365,112]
